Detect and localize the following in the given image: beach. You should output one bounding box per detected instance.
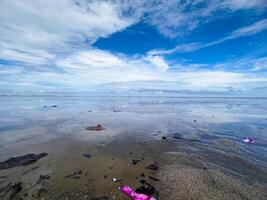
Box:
[0,96,266,200]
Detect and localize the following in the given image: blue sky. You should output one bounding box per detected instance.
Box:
[0,0,267,95]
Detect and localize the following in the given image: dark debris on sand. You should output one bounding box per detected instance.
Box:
[65,170,82,179]
[82,153,92,159]
[149,176,160,182]
[162,136,167,140]
[0,153,48,170]
[86,124,105,131]
[145,163,159,171]
[135,182,158,197]
[132,159,140,165]
[44,105,57,108]
[0,182,23,200]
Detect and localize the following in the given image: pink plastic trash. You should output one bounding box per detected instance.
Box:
[119,185,156,200]
[243,137,254,144]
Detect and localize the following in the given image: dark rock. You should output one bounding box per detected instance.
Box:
[65,170,82,179]
[132,159,140,165]
[145,163,159,171]
[44,105,57,108]
[162,136,167,140]
[139,179,146,184]
[149,176,160,182]
[86,124,105,131]
[140,173,146,177]
[82,153,92,159]
[10,182,23,199]
[0,153,48,170]
[40,174,50,180]
[135,183,157,196]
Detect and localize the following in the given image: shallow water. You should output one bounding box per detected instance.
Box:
[0,96,266,200]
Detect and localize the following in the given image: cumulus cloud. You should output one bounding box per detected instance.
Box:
[53,49,174,86]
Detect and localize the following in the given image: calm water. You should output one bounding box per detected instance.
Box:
[0,96,266,199]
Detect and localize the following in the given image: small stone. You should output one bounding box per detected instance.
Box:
[82,153,92,159]
[86,124,105,131]
[145,163,159,171]
[140,173,145,177]
[132,159,140,165]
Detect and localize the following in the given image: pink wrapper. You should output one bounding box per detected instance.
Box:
[119,185,156,200]
[243,137,254,144]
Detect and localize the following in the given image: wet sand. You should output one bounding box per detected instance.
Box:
[0,96,266,200]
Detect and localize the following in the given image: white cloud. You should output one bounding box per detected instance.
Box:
[145,56,169,71]
[148,42,203,56]
[2,48,266,92]
[179,71,244,88]
[251,57,267,71]
[56,49,124,70]
[220,0,266,10]
[149,19,267,55]
[54,49,172,85]
[215,56,267,71]
[0,49,55,65]
[1,0,267,93]
[140,0,266,38]
[230,19,267,38]
[0,0,135,63]
[1,0,266,63]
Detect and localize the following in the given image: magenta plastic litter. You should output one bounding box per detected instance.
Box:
[243,137,254,144]
[119,185,156,200]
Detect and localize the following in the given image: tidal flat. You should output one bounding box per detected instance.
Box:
[0,96,266,200]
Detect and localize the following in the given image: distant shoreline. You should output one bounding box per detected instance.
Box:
[0,95,267,99]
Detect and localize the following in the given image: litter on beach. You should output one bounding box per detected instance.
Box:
[119,185,156,200]
[243,137,254,144]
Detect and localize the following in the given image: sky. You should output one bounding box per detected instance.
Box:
[0,0,267,95]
